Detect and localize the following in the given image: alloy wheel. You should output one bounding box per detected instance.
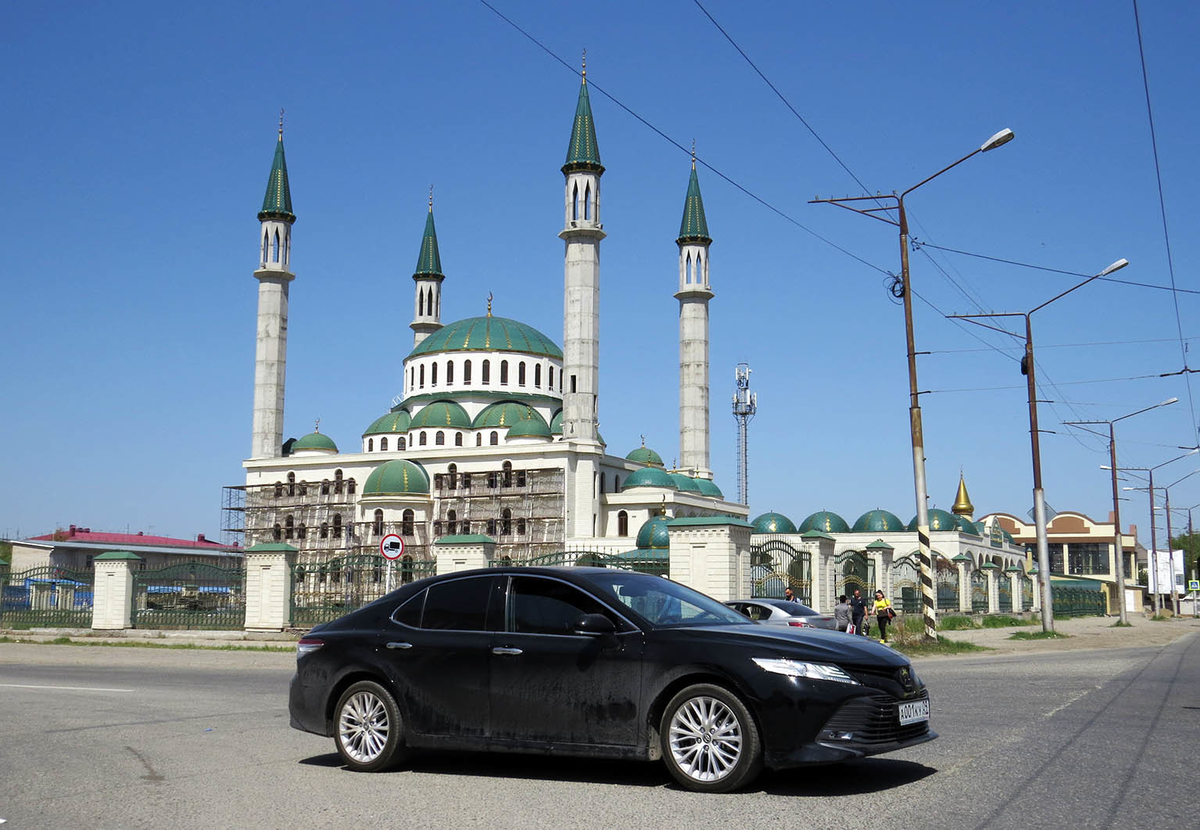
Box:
[338,690,390,764]
[667,695,743,782]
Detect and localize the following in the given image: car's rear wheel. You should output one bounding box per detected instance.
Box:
[333,680,406,772]
[660,683,762,792]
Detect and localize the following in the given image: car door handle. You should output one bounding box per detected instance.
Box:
[386,641,413,650]
[492,647,523,656]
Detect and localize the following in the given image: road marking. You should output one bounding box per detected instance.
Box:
[0,683,134,693]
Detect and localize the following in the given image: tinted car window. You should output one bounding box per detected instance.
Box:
[392,589,425,628]
[510,576,613,635]
[744,603,769,621]
[423,577,493,631]
[580,572,749,628]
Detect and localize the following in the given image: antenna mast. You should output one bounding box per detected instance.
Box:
[732,363,757,506]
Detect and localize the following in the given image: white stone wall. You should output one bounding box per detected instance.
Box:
[402,352,563,402]
[251,271,293,460]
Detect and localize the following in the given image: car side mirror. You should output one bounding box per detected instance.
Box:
[572,613,616,635]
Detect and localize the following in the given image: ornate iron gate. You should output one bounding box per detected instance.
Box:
[998,576,1012,612]
[891,555,921,613]
[290,554,435,627]
[0,565,94,628]
[1022,576,1034,609]
[750,539,811,602]
[936,559,959,611]
[836,551,875,600]
[971,570,988,613]
[133,562,245,630]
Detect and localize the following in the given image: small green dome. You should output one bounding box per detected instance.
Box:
[622,467,678,491]
[292,432,338,452]
[550,410,563,435]
[626,446,664,467]
[799,510,850,534]
[635,516,671,549]
[407,316,562,360]
[852,509,905,533]
[506,413,552,439]
[752,512,797,534]
[669,473,701,493]
[955,515,981,534]
[474,401,540,429]
[908,509,959,532]
[363,460,430,495]
[409,400,471,430]
[363,410,411,436]
[693,478,723,498]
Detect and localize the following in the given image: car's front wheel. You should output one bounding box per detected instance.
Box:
[660,683,762,792]
[333,680,406,772]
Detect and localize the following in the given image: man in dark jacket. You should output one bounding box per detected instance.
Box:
[849,589,868,636]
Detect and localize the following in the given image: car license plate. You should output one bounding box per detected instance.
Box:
[898,699,929,725]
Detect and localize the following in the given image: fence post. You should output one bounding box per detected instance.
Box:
[954,556,971,613]
[434,534,496,575]
[983,563,1000,614]
[92,551,142,630]
[1007,567,1024,613]
[244,543,298,631]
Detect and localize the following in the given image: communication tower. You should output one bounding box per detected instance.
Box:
[732,363,757,505]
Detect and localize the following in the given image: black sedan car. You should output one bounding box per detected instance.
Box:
[289,567,933,792]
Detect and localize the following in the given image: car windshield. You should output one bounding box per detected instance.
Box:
[579,571,751,628]
[765,599,817,616]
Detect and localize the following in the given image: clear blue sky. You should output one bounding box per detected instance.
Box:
[4,1,1199,548]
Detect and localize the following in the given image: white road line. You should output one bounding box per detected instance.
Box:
[0,683,134,693]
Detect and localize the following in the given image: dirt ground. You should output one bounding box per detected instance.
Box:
[918,612,1200,658]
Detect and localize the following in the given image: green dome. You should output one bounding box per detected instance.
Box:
[409,400,471,430]
[622,467,678,491]
[752,512,797,534]
[550,410,563,435]
[635,516,671,549]
[506,413,552,439]
[955,515,981,534]
[363,460,429,495]
[407,316,562,360]
[473,401,540,429]
[626,446,664,467]
[669,473,701,493]
[292,432,337,452]
[693,478,723,498]
[363,410,411,436]
[799,511,850,534]
[908,509,959,532]
[852,510,905,533]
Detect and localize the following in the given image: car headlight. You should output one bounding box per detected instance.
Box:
[752,658,860,684]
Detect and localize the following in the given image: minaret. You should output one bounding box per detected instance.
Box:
[559,56,605,539]
[410,188,445,347]
[676,148,714,480]
[952,473,975,518]
[250,114,296,460]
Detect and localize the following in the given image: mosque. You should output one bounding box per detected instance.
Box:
[233,73,748,572]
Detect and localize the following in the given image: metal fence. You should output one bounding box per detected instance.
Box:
[1051,586,1107,618]
[0,565,94,628]
[971,571,989,613]
[133,563,245,630]
[290,554,436,628]
[998,578,1013,613]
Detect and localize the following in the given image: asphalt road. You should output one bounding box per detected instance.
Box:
[1,634,1197,829]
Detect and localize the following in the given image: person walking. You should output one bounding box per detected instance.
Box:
[849,589,868,636]
[783,586,798,603]
[833,595,851,633]
[873,589,895,643]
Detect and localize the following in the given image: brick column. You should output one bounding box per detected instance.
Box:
[244,543,298,631]
[667,517,753,602]
[435,534,497,575]
[91,551,142,630]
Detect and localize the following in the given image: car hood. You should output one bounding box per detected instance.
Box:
[660,624,910,667]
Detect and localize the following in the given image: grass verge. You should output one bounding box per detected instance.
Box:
[892,636,989,657]
[982,615,1034,628]
[1008,631,1070,641]
[0,635,293,652]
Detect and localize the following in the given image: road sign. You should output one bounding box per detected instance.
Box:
[380,534,405,560]
[1189,579,1199,592]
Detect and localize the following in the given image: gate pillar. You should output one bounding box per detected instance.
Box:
[667,517,753,602]
[92,551,142,630]
[244,543,297,631]
[954,555,971,613]
[435,534,497,575]
[1007,567,1024,613]
[983,563,1000,614]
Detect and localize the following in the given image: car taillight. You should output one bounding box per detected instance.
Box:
[297,638,324,657]
[788,620,811,628]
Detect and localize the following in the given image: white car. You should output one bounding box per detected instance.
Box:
[725,599,840,630]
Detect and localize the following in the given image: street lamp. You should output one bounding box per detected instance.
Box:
[1065,397,1179,624]
[811,128,1015,639]
[950,258,1128,633]
[1109,448,1198,614]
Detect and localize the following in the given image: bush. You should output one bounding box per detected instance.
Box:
[982,615,1029,628]
[937,615,976,631]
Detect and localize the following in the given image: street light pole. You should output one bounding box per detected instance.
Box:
[812,128,1015,640]
[1066,397,1179,624]
[951,258,1128,633]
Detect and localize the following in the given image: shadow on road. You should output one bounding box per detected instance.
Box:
[757,758,937,795]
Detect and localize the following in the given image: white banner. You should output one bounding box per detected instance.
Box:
[1147,550,1185,594]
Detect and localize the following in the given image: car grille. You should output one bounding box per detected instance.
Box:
[821,691,930,745]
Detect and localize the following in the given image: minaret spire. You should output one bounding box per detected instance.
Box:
[251,119,298,459]
[676,150,714,479]
[411,188,445,347]
[952,473,975,517]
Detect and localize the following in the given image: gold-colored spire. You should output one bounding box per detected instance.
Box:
[487,292,493,317]
[952,473,975,517]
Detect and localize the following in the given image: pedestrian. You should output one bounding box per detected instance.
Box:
[849,589,868,636]
[873,589,895,643]
[833,594,851,633]
[784,586,797,603]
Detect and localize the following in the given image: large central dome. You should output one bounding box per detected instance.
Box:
[407,316,562,360]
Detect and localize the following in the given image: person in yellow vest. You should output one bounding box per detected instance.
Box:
[873,590,895,643]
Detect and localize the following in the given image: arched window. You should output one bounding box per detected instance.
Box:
[482,360,490,385]
[332,514,343,537]
[419,364,425,387]
[454,432,463,446]
[548,366,554,391]
[614,475,620,491]
[487,518,497,536]
[572,182,579,220]
[367,438,374,452]
[461,520,470,535]
[517,469,526,487]
[446,360,454,385]
[500,361,509,385]
[321,480,330,495]
[274,481,282,498]
[476,433,483,447]
[448,464,457,489]
[464,360,472,383]
[490,431,498,446]
[534,364,541,387]
[618,511,629,536]
[584,183,591,220]
[380,437,388,451]
[401,509,414,536]
[435,431,445,445]
[600,472,606,493]
[373,509,384,536]
[334,470,343,495]
[273,523,282,541]
[433,520,442,537]
[488,471,497,489]
[273,229,280,262]
[685,252,692,284]
[419,432,427,446]
[419,291,424,316]
[502,461,513,488]
[447,509,457,536]
[410,366,415,390]
[462,472,471,489]
[320,521,329,539]
[287,472,296,496]
[431,362,438,386]
[399,437,406,450]
[517,517,526,535]
[262,231,269,264]
[501,508,512,535]
[434,473,443,490]
[285,516,295,539]
[518,362,526,386]
[347,478,356,495]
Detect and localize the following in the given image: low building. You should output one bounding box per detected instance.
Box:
[7,525,240,572]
